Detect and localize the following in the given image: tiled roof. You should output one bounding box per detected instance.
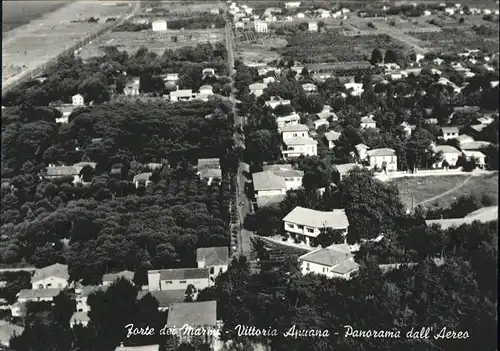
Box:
[197,247,230,266]
[170,89,193,97]
[324,131,341,142]
[18,288,62,299]
[46,166,80,177]
[137,290,185,308]
[463,150,486,159]
[252,171,286,191]
[167,301,217,328]
[460,141,492,150]
[457,134,474,143]
[199,168,222,178]
[441,126,459,134]
[197,158,220,169]
[283,137,317,146]
[102,270,134,283]
[330,259,359,274]
[283,206,349,230]
[79,285,106,297]
[281,124,309,132]
[299,245,352,266]
[256,194,286,207]
[469,124,487,132]
[367,148,396,157]
[334,163,359,175]
[31,263,69,283]
[434,145,460,154]
[133,173,152,183]
[151,268,210,280]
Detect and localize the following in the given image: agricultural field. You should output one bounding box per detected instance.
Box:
[279,31,409,63]
[235,32,287,64]
[79,29,225,58]
[412,26,500,53]
[140,1,226,16]
[2,1,131,82]
[392,173,498,209]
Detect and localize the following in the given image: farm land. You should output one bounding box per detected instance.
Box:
[2,1,131,82]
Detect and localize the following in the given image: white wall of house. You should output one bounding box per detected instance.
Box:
[76,296,90,312]
[284,221,347,246]
[299,259,357,280]
[433,152,460,168]
[72,94,84,106]
[256,188,286,197]
[18,296,55,304]
[147,272,210,291]
[282,144,317,159]
[70,318,89,328]
[439,132,459,141]
[282,131,308,140]
[284,177,302,190]
[368,155,398,171]
[32,277,68,290]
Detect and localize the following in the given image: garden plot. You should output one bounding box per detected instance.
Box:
[79,29,225,58]
[413,27,499,53]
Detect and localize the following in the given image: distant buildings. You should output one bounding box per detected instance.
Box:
[344,82,364,96]
[360,115,377,129]
[249,82,267,97]
[285,1,301,8]
[438,126,459,141]
[152,19,167,31]
[170,89,197,102]
[197,158,221,185]
[324,131,341,149]
[366,148,398,172]
[432,145,461,168]
[276,112,300,130]
[147,268,211,292]
[31,263,69,290]
[308,21,318,32]
[102,270,134,287]
[72,93,84,106]
[124,78,140,96]
[281,124,317,159]
[254,20,268,33]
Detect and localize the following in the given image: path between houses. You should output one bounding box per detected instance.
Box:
[416,174,474,206]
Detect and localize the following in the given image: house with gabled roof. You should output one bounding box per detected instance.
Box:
[133,173,152,188]
[265,96,291,109]
[456,134,474,144]
[12,288,62,317]
[249,82,267,97]
[43,165,82,184]
[360,115,377,129]
[460,141,492,151]
[367,148,397,171]
[355,143,370,160]
[438,126,459,140]
[334,163,360,181]
[298,244,359,279]
[197,247,230,281]
[281,124,317,159]
[70,311,90,328]
[252,165,304,206]
[170,89,197,102]
[276,112,301,130]
[283,206,349,246]
[432,145,461,168]
[147,268,211,292]
[324,131,341,149]
[137,290,185,311]
[31,263,69,290]
[102,270,134,287]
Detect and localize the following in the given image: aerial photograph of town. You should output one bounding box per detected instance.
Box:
[0,0,498,350]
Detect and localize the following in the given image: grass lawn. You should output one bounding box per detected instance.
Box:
[392,173,498,209]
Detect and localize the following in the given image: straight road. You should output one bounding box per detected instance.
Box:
[225,19,253,256]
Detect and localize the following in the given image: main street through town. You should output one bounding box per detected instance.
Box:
[225,20,254,257]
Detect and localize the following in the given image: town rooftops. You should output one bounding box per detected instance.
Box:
[283,137,318,146]
[281,124,309,132]
[45,166,80,177]
[460,141,492,150]
[199,168,222,179]
[167,301,217,328]
[324,131,341,142]
[441,126,459,134]
[31,263,69,283]
[469,124,488,132]
[79,285,106,297]
[253,171,286,191]
[463,150,486,159]
[102,270,134,283]
[457,134,474,143]
[18,288,62,300]
[152,268,210,280]
[199,85,213,91]
[367,148,396,157]
[331,259,360,275]
[196,247,230,266]
[73,162,97,169]
[434,145,460,154]
[137,290,185,308]
[283,206,349,230]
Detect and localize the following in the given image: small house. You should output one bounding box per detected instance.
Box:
[367,148,397,172]
[72,94,84,106]
[197,247,230,282]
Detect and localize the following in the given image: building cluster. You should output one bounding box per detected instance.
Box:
[9,247,229,350]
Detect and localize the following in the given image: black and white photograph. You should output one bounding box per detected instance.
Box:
[1,0,498,350]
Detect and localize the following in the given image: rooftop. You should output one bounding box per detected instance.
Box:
[137,290,185,308]
[299,245,352,266]
[281,124,309,132]
[150,268,210,281]
[361,116,376,124]
[434,145,460,154]
[197,158,220,170]
[460,141,492,150]
[32,263,69,283]
[355,143,369,150]
[46,166,80,177]
[70,311,90,324]
[249,82,267,90]
[253,171,286,191]
[334,163,360,175]
[102,270,134,283]
[18,288,62,299]
[367,148,396,157]
[133,173,152,183]
[324,131,341,142]
[441,126,459,133]
[256,194,286,207]
[283,137,318,146]
[283,206,349,231]
[166,301,217,328]
[199,168,222,179]
[170,89,194,97]
[196,247,230,266]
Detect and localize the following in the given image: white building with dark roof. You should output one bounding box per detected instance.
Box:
[170,89,197,102]
[197,247,230,281]
[432,145,461,168]
[281,124,317,159]
[283,207,349,246]
[147,268,211,292]
[252,165,304,206]
[439,126,459,140]
[298,245,359,279]
[72,94,84,106]
[265,97,291,109]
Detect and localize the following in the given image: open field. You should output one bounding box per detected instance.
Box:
[393,173,498,209]
[235,32,287,64]
[2,0,132,82]
[279,31,409,63]
[2,0,73,34]
[80,28,225,58]
[141,1,225,15]
[412,26,500,53]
